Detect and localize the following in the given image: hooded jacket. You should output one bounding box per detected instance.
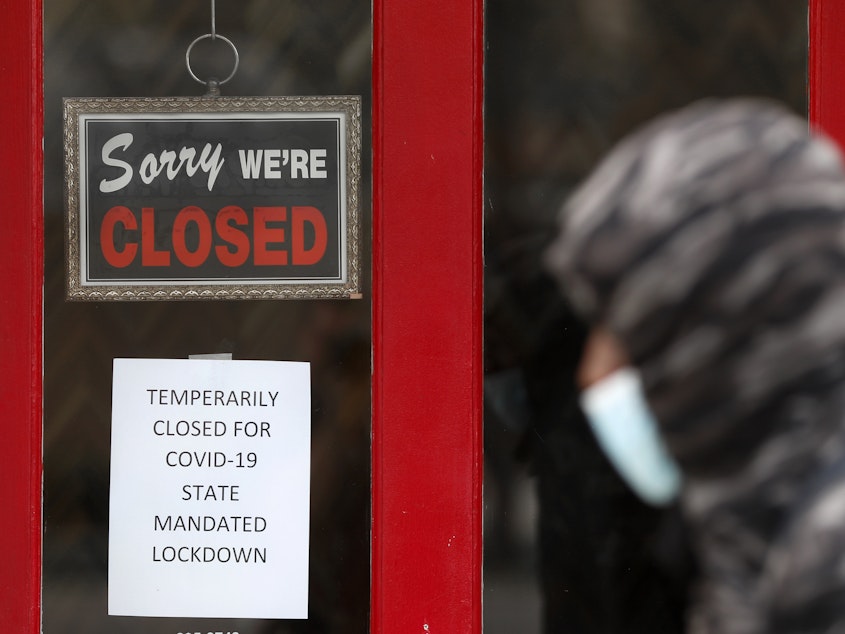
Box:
[545,99,845,634]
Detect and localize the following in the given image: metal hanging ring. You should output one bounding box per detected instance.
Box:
[185,33,239,86]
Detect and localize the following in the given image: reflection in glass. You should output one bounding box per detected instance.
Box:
[483,2,807,632]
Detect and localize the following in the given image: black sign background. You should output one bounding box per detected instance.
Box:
[82,115,344,283]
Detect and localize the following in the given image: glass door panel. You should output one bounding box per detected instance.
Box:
[483,3,808,632]
[43,2,371,632]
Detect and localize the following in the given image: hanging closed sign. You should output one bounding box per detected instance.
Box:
[64,96,361,300]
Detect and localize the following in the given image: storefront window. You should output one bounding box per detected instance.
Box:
[483,3,808,632]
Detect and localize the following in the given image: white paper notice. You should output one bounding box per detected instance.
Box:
[108,358,311,619]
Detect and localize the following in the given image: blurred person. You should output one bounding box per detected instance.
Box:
[545,99,845,634]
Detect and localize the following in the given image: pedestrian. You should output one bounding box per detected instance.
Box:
[545,99,845,634]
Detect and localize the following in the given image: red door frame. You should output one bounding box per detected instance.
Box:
[810,0,845,145]
[0,0,483,632]
[0,0,44,631]
[371,0,484,632]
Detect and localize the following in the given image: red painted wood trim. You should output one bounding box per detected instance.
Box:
[809,0,845,144]
[0,0,43,630]
[371,0,484,632]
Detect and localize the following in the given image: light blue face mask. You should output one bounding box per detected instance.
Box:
[579,367,682,506]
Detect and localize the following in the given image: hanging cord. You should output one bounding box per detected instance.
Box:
[211,0,216,39]
[185,0,239,96]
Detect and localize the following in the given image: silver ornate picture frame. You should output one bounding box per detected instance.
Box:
[64,96,362,300]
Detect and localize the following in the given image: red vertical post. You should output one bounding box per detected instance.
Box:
[0,0,43,631]
[810,0,845,143]
[371,0,484,632]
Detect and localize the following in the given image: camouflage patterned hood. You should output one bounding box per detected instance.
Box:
[545,99,845,633]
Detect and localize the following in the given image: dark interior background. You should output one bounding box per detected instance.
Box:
[483,2,808,632]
